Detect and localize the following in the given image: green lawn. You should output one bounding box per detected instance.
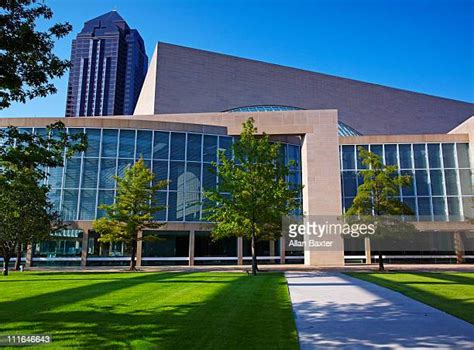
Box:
[346,272,474,324]
[0,272,298,349]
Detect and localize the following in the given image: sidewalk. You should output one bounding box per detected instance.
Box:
[286,272,474,349]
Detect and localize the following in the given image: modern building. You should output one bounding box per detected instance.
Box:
[2,43,473,267]
[65,11,148,117]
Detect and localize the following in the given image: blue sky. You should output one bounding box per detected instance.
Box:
[2,0,473,117]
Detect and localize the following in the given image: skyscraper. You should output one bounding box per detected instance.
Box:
[65,11,147,117]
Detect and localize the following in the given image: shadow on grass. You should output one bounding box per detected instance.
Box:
[345,272,474,325]
[0,272,297,349]
[414,272,474,286]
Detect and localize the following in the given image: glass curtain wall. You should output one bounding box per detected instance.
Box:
[341,143,473,221]
[21,127,301,223]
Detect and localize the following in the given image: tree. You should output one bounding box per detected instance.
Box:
[0,0,72,109]
[92,159,168,271]
[0,167,60,275]
[0,122,87,274]
[204,118,302,275]
[346,147,415,271]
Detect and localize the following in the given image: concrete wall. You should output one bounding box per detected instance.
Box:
[134,42,474,135]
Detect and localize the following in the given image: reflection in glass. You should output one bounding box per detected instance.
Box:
[185,163,201,192]
[342,171,357,197]
[444,170,458,195]
[442,143,456,168]
[447,197,461,221]
[432,197,446,221]
[152,191,167,221]
[85,129,101,157]
[203,135,218,163]
[119,130,135,158]
[417,197,431,219]
[384,144,397,166]
[187,133,202,162]
[153,131,169,159]
[82,158,99,188]
[415,170,429,196]
[170,133,186,160]
[62,189,79,220]
[429,170,444,196]
[457,143,470,168]
[79,190,97,220]
[102,129,118,157]
[413,144,427,168]
[428,144,441,168]
[169,162,185,191]
[399,144,412,169]
[99,159,116,189]
[64,158,81,188]
[342,145,355,170]
[136,130,152,159]
[97,190,114,218]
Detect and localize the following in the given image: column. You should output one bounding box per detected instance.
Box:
[237,237,243,265]
[280,237,286,264]
[364,237,372,264]
[136,230,143,268]
[453,232,465,264]
[301,111,344,266]
[188,230,195,267]
[25,243,33,268]
[80,230,89,267]
[269,240,275,264]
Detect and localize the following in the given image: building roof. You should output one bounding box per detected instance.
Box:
[134,42,474,135]
[80,11,129,35]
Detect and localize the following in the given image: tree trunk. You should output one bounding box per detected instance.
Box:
[251,233,257,276]
[2,256,10,276]
[378,252,384,271]
[130,240,137,271]
[14,243,22,270]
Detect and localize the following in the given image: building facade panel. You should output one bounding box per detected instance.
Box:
[136,42,474,135]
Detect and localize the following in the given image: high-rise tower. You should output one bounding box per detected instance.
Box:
[65,11,147,116]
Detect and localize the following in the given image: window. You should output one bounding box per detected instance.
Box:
[413,144,427,168]
[136,130,152,159]
[187,134,202,162]
[85,129,101,157]
[203,135,218,163]
[384,145,397,166]
[82,158,99,189]
[170,133,186,160]
[119,130,135,158]
[342,145,355,170]
[399,144,412,169]
[99,159,116,189]
[153,132,169,159]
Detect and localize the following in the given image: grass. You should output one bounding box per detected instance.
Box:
[0,271,298,349]
[346,272,474,324]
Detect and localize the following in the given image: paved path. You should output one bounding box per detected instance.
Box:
[286,272,474,349]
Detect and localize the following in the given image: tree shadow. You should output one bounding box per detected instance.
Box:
[411,272,474,286]
[346,271,474,324]
[0,272,298,349]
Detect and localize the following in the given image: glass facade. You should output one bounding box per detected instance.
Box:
[18,127,301,223]
[341,143,473,221]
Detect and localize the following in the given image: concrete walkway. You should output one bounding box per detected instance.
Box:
[286,272,474,349]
